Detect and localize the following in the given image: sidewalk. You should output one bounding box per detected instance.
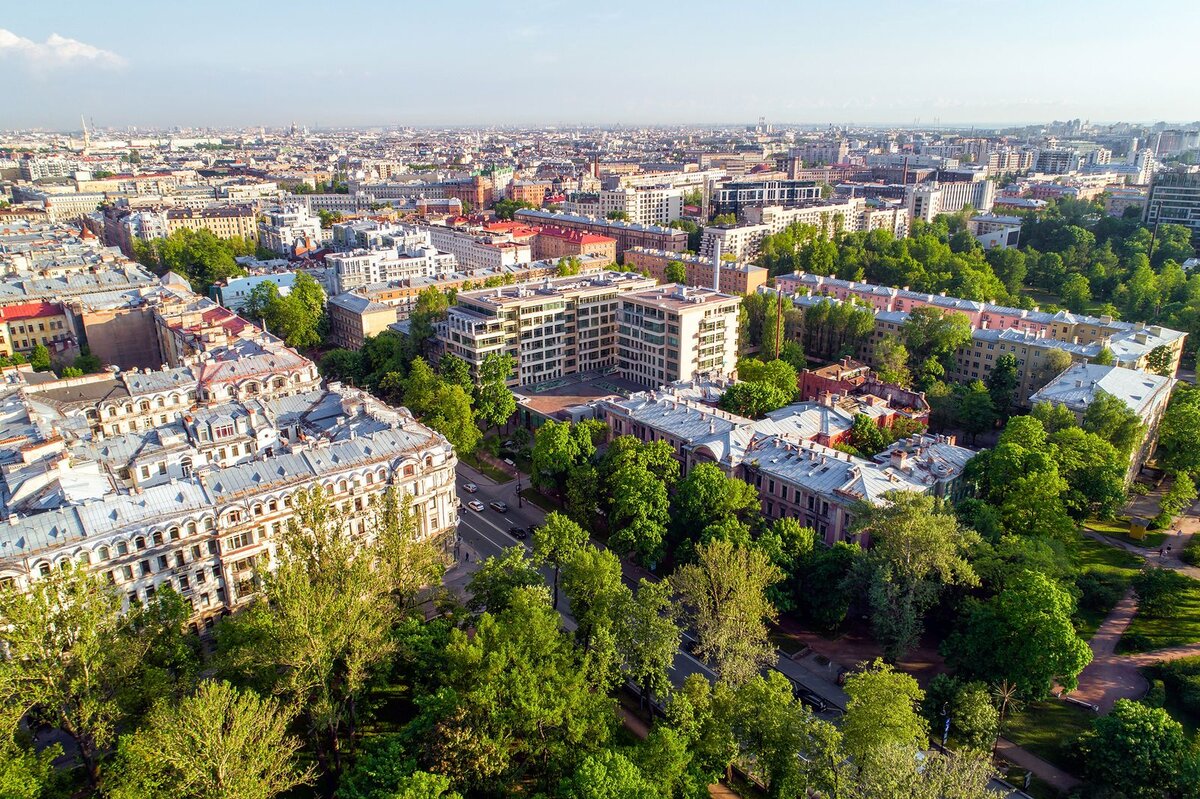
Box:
[995,738,1081,793]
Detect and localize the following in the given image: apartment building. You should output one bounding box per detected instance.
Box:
[775,276,1185,404]
[712,180,824,216]
[623,247,768,295]
[601,387,974,545]
[905,179,996,222]
[617,284,741,387]
[425,226,532,273]
[441,272,658,385]
[600,186,683,225]
[328,246,454,295]
[1030,362,1174,481]
[327,292,398,349]
[532,226,618,263]
[257,205,323,256]
[701,199,910,261]
[514,209,688,261]
[0,301,72,356]
[0,384,458,630]
[508,180,552,206]
[1144,168,1200,246]
[163,206,257,240]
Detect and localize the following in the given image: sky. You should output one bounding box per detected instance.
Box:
[3,0,1199,131]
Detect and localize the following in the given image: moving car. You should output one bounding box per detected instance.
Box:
[463,482,478,493]
[467,500,485,512]
[489,501,509,513]
[508,526,528,539]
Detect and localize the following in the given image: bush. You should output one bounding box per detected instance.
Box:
[1143,678,1166,708]
[1133,567,1192,617]
[1121,633,1154,653]
[1182,537,1200,567]
[1130,482,1150,496]
[1076,571,1126,614]
[1159,659,1200,717]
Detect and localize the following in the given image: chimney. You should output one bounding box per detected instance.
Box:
[712,239,722,292]
[890,449,908,470]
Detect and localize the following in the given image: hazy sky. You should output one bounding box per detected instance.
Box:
[4,0,1199,130]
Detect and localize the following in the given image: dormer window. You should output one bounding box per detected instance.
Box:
[214,424,235,439]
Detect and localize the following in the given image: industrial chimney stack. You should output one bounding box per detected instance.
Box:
[711,239,722,292]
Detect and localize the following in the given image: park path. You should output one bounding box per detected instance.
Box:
[994,738,1080,792]
[1071,590,1146,711]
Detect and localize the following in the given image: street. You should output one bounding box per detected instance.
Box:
[446,461,847,718]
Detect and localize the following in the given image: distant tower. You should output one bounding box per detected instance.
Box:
[80,114,90,154]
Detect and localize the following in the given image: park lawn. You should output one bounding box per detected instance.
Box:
[1084,517,1170,549]
[1004,700,1094,770]
[519,487,560,513]
[1073,536,1142,637]
[1120,576,1200,653]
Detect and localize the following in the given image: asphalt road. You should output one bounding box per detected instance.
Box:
[448,462,845,719]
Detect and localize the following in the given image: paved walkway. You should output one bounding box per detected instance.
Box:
[995,738,1081,792]
[1072,589,1146,711]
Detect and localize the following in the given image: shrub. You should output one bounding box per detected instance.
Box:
[1143,679,1166,708]
[1181,537,1200,567]
[1076,571,1126,613]
[1133,567,1192,617]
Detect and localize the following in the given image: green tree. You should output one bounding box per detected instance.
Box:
[108,680,313,799]
[1132,567,1192,617]
[532,419,582,498]
[1060,272,1092,313]
[474,352,516,431]
[670,539,783,685]
[565,463,601,531]
[901,307,972,373]
[608,462,671,567]
[533,512,590,610]
[956,380,997,443]
[1146,344,1176,377]
[717,380,790,418]
[60,366,83,378]
[736,357,798,399]
[1158,386,1200,477]
[28,344,51,372]
[853,491,979,659]
[617,580,682,706]
[560,751,656,799]
[560,544,628,680]
[408,287,450,356]
[985,353,1019,419]
[1080,699,1200,799]
[606,210,630,221]
[216,485,397,774]
[428,588,615,792]
[946,570,1092,698]
[1093,346,1116,366]
[374,487,447,613]
[777,339,807,372]
[438,353,472,394]
[672,463,761,549]
[1030,400,1078,434]
[921,675,999,752]
[1082,388,1144,458]
[847,413,887,456]
[466,547,543,614]
[73,349,103,374]
[0,566,185,786]
[318,208,344,229]
[874,334,912,387]
[840,659,927,763]
[665,261,688,284]
[493,198,536,220]
[1158,473,1197,527]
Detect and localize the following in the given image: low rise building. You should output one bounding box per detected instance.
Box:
[258,205,323,256]
[532,227,618,264]
[1029,362,1174,480]
[622,247,768,295]
[513,209,688,261]
[0,301,72,356]
[327,292,398,350]
[601,386,974,545]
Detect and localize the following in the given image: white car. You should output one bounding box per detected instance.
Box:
[463,482,478,493]
[467,500,485,512]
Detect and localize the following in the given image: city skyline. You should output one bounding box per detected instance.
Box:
[4,0,1200,129]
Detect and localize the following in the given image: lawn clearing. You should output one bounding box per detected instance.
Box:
[1004,700,1094,771]
[1120,575,1200,653]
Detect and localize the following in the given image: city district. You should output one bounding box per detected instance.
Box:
[2,121,1200,799]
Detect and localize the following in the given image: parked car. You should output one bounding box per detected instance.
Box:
[794,685,829,713]
[489,501,509,513]
[467,500,485,512]
[508,526,528,540]
[463,482,478,493]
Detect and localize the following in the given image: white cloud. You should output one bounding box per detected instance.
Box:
[0,28,126,70]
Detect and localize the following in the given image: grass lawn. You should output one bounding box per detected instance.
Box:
[1073,536,1142,637]
[1004,700,1095,770]
[459,450,514,484]
[1084,517,1169,549]
[519,487,560,513]
[1120,576,1200,653]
